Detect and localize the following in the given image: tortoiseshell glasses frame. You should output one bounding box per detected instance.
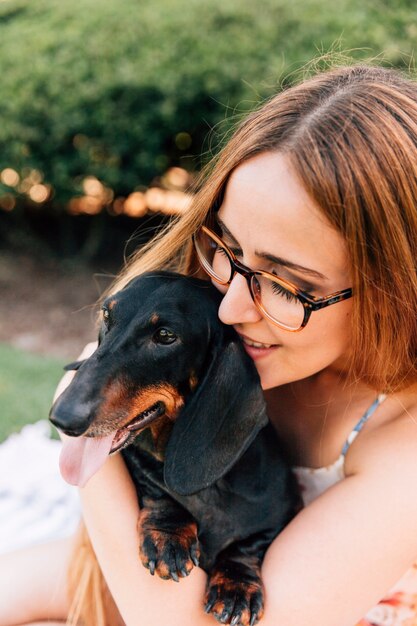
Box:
[193,224,353,332]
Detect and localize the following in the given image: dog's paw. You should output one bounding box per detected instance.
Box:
[138,511,200,581]
[204,562,264,626]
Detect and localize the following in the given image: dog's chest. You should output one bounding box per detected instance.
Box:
[122,445,265,568]
[122,425,297,571]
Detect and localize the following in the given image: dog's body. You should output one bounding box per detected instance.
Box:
[50,272,298,626]
[123,418,293,571]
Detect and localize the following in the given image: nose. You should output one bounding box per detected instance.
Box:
[217,273,263,326]
[49,396,94,437]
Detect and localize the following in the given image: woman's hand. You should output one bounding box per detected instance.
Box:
[53,342,98,451]
[53,341,98,404]
[79,453,214,626]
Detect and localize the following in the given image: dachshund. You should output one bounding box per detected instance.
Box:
[50,271,298,626]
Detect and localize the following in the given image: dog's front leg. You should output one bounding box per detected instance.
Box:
[138,494,200,582]
[204,530,276,626]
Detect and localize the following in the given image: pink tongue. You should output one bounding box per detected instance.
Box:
[59,433,115,487]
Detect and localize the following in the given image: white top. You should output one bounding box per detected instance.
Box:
[291,394,417,626]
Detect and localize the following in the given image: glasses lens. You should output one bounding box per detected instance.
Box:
[194,228,232,284]
[195,227,306,330]
[252,275,305,330]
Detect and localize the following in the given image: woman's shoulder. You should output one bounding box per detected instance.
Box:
[344,388,417,478]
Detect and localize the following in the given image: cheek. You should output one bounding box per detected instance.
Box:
[303,297,353,347]
[211,278,227,295]
[256,302,353,389]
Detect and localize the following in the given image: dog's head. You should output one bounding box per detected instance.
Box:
[50,271,268,493]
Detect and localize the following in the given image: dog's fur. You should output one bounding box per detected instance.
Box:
[50,272,298,626]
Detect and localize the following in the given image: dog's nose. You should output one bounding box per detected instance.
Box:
[49,403,92,437]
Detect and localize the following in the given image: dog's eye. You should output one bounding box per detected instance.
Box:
[102,308,110,326]
[153,328,177,345]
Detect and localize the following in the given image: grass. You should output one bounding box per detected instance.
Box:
[0,343,65,442]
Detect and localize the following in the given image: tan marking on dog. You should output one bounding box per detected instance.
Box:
[150,313,159,324]
[174,521,199,548]
[206,568,264,626]
[137,510,199,580]
[189,371,198,391]
[86,381,184,437]
[108,299,117,310]
[129,384,184,422]
[149,419,174,458]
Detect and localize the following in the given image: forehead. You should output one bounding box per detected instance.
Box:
[108,277,214,322]
[219,152,350,283]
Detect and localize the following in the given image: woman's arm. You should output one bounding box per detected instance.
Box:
[79,454,213,626]
[262,409,417,626]
[80,405,417,626]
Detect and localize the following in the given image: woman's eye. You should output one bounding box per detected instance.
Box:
[215,246,229,257]
[271,282,300,303]
[153,328,177,345]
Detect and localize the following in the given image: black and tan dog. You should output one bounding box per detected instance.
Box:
[50,271,297,626]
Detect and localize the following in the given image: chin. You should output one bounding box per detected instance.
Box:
[257,364,309,390]
[258,369,285,391]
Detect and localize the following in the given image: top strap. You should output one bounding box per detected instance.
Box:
[341,393,387,457]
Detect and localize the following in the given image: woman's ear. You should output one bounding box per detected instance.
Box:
[164,330,268,495]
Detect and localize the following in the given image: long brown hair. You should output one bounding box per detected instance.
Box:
[110,63,417,393]
[68,62,417,625]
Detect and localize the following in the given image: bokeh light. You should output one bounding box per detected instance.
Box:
[123,192,147,218]
[28,184,50,203]
[162,167,191,190]
[1,168,20,187]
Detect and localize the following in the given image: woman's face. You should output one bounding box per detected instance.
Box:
[214,151,353,390]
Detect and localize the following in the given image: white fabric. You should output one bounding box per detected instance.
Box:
[0,420,81,554]
[292,454,345,506]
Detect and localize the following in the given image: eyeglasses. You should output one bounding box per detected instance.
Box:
[193,224,353,332]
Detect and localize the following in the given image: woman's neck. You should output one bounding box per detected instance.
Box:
[265,367,376,410]
[263,371,379,467]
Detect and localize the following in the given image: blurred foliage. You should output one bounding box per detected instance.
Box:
[0,0,415,212]
[0,343,64,441]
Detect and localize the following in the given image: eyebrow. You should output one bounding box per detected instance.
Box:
[216,218,329,281]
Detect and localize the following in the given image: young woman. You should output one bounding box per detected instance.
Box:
[1,62,417,626]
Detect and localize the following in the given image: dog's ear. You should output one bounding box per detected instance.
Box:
[63,359,85,372]
[164,333,268,495]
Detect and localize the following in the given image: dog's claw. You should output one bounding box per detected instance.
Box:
[191,545,200,567]
[204,561,264,626]
[139,516,199,582]
[204,600,215,614]
[220,610,232,623]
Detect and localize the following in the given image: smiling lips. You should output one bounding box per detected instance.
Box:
[238,333,280,360]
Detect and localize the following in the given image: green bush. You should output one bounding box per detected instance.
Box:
[0,0,415,208]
